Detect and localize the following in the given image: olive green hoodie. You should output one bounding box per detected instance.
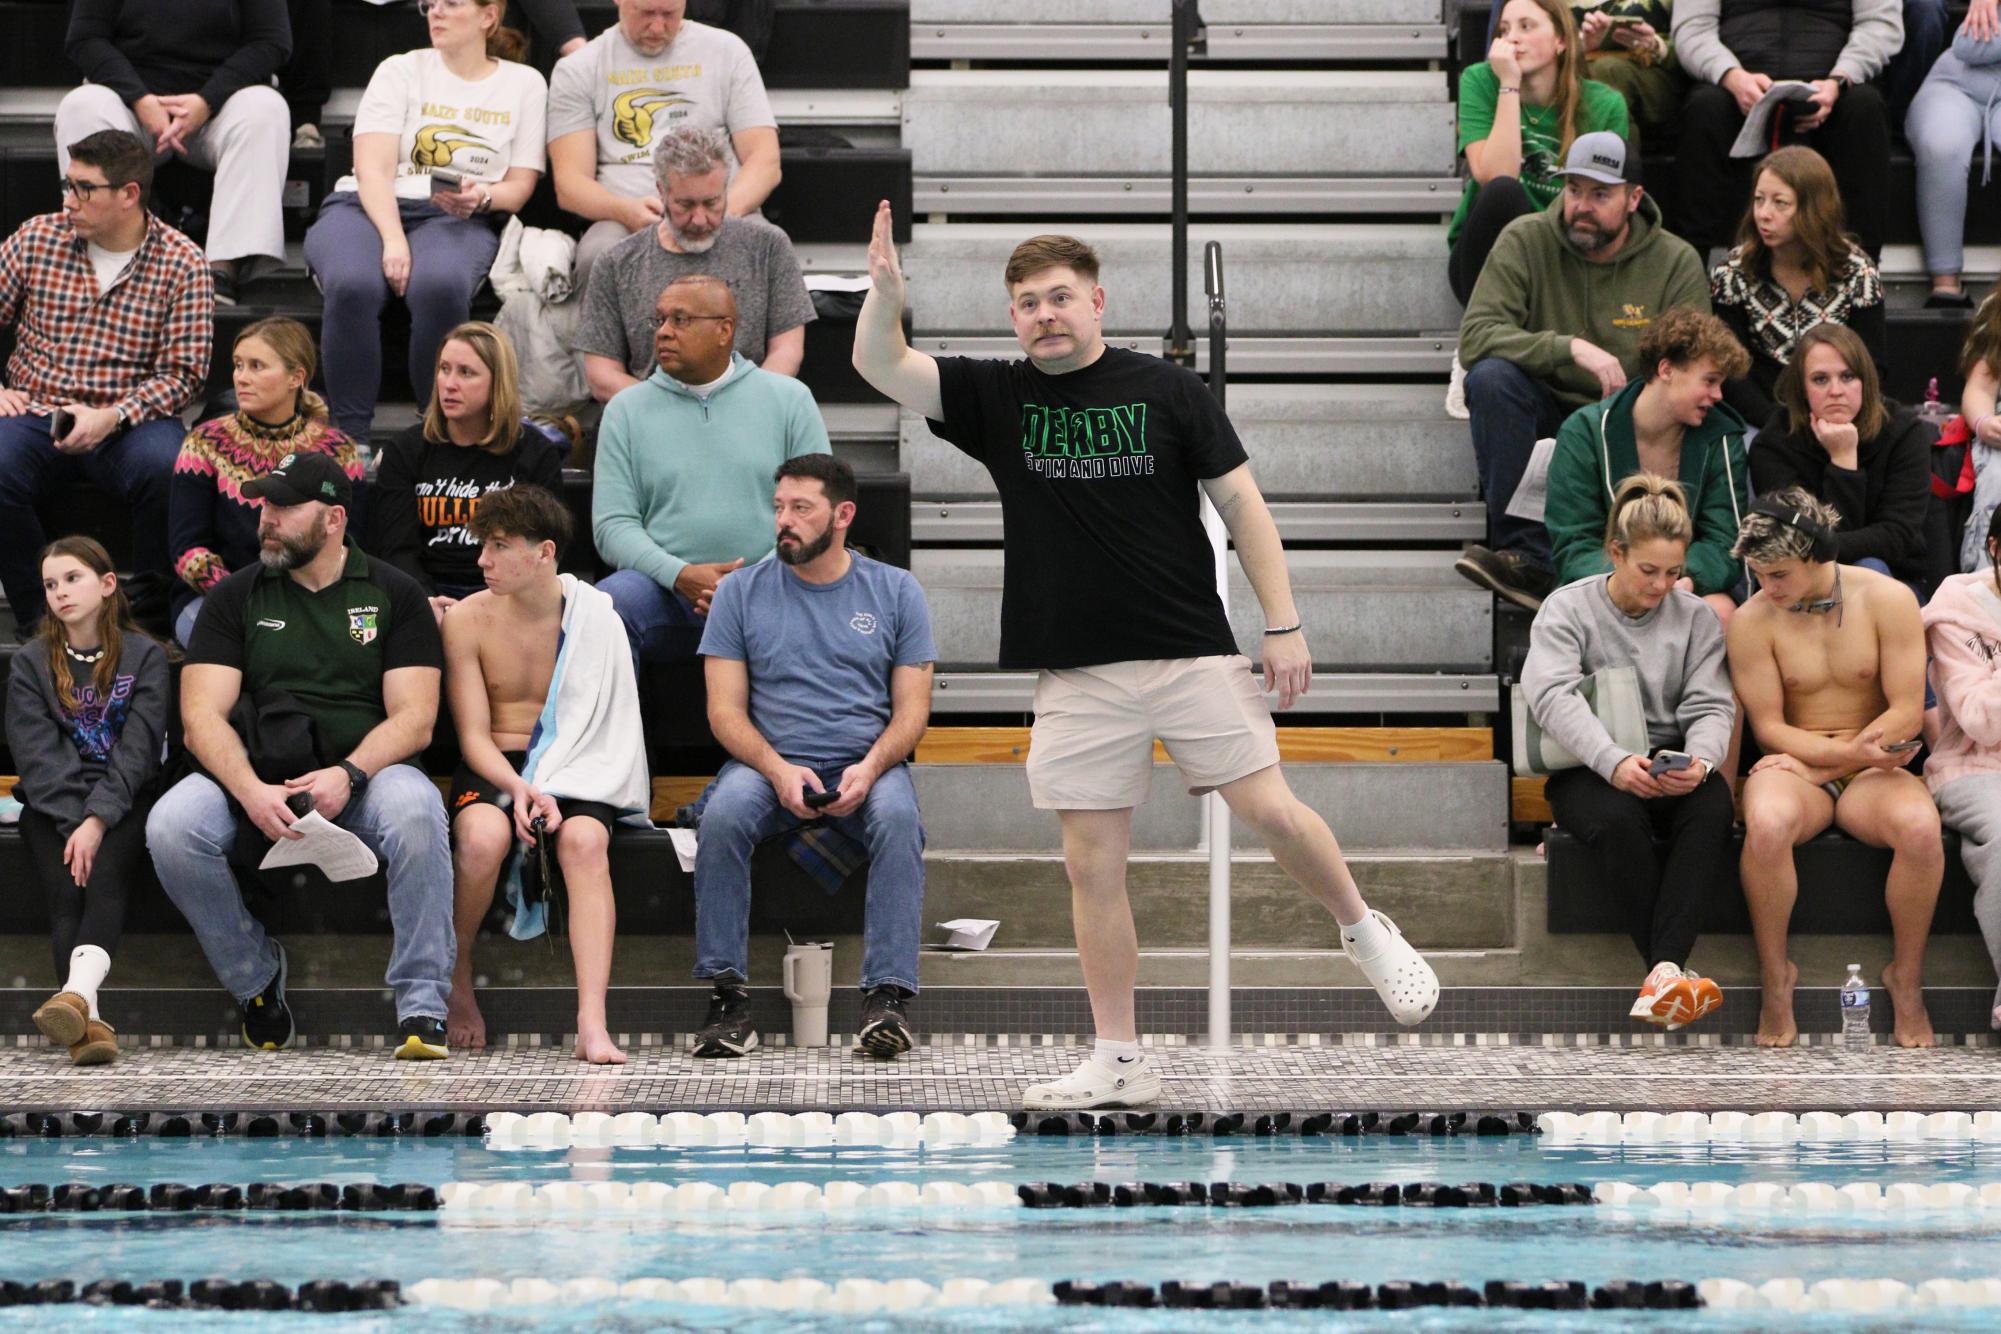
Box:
[1458,192,1712,409]
[1546,377,1750,596]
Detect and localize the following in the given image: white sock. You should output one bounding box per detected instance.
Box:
[63,945,110,1021]
[1092,1038,1141,1069]
[1340,910,1387,952]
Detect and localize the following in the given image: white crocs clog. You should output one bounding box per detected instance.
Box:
[1341,910,1439,1025]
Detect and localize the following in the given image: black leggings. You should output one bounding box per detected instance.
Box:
[1544,767,1736,969]
[19,805,147,983]
[1448,176,1535,306]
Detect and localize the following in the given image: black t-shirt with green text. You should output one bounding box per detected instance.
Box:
[928,348,1248,670]
[187,541,444,759]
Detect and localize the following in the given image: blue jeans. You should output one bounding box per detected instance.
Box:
[599,568,708,668]
[0,412,181,630]
[146,764,455,1021]
[693,759,925,994]
[302,193,501,442]
[1464,357,1563,568]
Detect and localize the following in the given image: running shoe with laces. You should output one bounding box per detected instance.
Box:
[240,943,294,1051]
[1022,1054,1162,1111]
[693,985,759,1058]
[857,986,915,1059]
[395,1015,449,1060]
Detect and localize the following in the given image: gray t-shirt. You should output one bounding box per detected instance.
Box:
[699,553,938,768]
[546,21,776,200]
[573,215,816,372]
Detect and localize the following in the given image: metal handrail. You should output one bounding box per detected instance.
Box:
[1166,0,1205,366]
[1204,240,1226,407]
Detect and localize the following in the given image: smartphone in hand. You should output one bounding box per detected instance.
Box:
[429,167,465,196]
[1882,738,1923,754]
[804,788,841,810]
[1649,749,1694,777]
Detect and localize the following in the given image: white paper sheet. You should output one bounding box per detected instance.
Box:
[934,918,1000,951]
[668,827,699,873]
[1502,436,1558,523]
[258,811,379,882]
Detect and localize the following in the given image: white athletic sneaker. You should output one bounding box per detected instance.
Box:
[1444,353,1470,420]
[1021,1055,1162,1111]
[1341,910,1440,1025]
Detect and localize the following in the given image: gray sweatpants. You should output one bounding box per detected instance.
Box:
[1935,772,2001,1023]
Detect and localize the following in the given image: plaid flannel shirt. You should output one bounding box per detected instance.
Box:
[0,210,212,425]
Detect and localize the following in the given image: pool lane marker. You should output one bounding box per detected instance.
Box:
[406,1276,1055,1312]
[0,1182,436,1213]
[1700,1278,2001,1311]
[1056,1280,1701,1310]
[1538,1109,2001,1144]
[1595,1180,2001,1211]
[0,1279,400,1310]
[482,1109,1017,1149]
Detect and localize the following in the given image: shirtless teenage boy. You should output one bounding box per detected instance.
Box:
[441,485,628,1064]
[1727,488,1940,1048]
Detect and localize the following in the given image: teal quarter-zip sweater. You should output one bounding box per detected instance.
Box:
[591,354,831,590]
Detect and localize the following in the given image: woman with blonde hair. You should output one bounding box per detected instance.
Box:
[1522,472,1737,1029]
[301,0,547,442]
[169,316,366,645]
[7,536,170,1066]
[372,322,563,623]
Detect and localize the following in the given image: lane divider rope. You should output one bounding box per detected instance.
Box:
[482,1110,1016,1149]
[1701,1278,2001,1311]
[0,1182,436,1213]
[406,1276,1055,1311]
[1538,1110,2001,1144]
[1055,1279,1699,1310]
[1594,1179,2001,1211]
[440,1179,1023,1214]
[0,1279,399,1311]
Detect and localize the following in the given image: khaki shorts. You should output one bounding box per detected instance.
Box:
[1026,655,1281,810]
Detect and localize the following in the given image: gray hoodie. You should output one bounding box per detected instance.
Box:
[1521,576,1736,780]
[6,635,169,834]
[1673,0,1904,87]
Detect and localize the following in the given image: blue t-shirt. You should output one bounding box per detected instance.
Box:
[698,553,937,768]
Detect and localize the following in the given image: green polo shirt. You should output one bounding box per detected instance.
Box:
[187,540,443,759]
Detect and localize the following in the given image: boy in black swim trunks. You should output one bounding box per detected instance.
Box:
[441,485,641,1065]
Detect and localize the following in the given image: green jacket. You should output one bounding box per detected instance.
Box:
[1458,192,1711,409]
[1546,378,1750,595]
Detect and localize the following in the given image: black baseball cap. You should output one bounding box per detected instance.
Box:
[243,451,352,508]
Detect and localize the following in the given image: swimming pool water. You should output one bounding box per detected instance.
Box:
[3,1136,2000,1331]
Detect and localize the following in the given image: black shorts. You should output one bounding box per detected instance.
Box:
[447,751,622,833]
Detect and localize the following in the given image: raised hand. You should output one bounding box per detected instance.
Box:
[867,200,906,308]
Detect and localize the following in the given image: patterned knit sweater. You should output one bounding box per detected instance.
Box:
[168,409,367,612]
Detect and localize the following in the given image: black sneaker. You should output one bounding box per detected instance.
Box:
[692,985,758,1058]
[240,943,293,1051]
[394,1015,449,1061]
[857,986,915,1059]
[1454,545,1555,612]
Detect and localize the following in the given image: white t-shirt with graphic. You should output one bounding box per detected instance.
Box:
[546,21,775,200]
[339,49,549,200]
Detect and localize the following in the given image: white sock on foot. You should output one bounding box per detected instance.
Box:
[63,945,110,1020]
[1340,911,1387,952]
[1092,1037,1141,1070]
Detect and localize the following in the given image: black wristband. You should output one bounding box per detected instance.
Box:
[1263,624,1303,636]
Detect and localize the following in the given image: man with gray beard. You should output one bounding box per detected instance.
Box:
[146,451,457,1060]
[573,125,814,398]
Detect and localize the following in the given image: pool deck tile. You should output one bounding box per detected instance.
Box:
[0,1043,1998,1114]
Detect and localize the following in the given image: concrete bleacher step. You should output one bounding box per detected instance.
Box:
[912,762,1508,851]
[914,549,1492,671]
[901,385,1476,500]
[903,221,1457,334]
[913,499,1482,544]
[902,70,1454,176]
[924,850,1514,948]
[911,0,1444,22]
[912,23,1447,62]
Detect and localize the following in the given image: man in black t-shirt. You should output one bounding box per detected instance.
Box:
[853,205,1441,1110]
[146,452,457,1060]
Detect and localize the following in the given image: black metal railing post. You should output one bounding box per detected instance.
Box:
[1166,0,1203,367]
[1203,241,1226,405]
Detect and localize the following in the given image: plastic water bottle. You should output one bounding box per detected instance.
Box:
[1920,377,1955,427]
[1840,964,1872,1046]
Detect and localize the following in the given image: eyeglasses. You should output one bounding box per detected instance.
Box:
[650,313,731,332]
[416,0,471,15]
[59,178,114,200]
